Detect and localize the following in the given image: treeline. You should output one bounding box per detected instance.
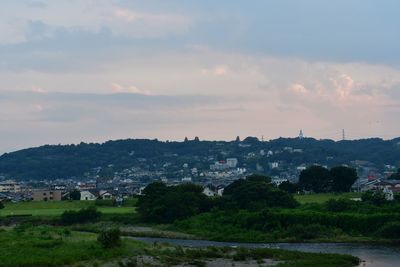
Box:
[175,206,400,242]
[174,195,400,242]
[137,175,298,224]
[137,174,400,242]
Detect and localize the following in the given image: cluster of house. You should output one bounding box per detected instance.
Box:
[0,180,28,202]
[0,179,132,202]
[354,177,400,197]
[209,158,238,171]
[31,189,119,201]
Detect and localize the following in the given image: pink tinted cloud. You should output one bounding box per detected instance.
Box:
[111,83,152,95]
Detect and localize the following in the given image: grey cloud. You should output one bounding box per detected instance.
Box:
[0,91,220,123]
[1,0,400,70]
[27,1,47,9]
[0,20,180,73]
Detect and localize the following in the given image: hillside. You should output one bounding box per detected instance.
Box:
[0,137,400,180]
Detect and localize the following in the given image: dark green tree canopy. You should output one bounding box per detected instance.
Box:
[223,174,298,210]
[299,165,358,193]
[361,190,388,206]
[278,181,299,194]
[299,165,332,193]
[137,182,212,223]
[330,166,358,192]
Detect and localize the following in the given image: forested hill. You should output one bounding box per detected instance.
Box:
[1,137,400,180]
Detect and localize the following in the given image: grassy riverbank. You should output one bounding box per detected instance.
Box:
[0,225,359,267]
[172,202,400,244]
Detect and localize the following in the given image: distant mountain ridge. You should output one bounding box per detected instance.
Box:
[0,137,399,180]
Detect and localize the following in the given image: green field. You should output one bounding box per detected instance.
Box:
[0,201,135,217]
[294,192,362,204]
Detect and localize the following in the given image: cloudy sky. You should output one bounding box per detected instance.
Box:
[1,0,400,153]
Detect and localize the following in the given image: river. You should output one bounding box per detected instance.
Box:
[133,237,400,267]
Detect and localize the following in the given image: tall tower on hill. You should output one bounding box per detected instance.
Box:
[298,130,304,139]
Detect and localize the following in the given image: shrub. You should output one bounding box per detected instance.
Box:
[361,190,388,206]
[61,206,101,225]
[376,222,400,239]
[325,199,354,212]
[97,228,122,249]
[0,202,4,209]
[286,224,333,240]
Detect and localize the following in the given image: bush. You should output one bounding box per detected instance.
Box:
[325,199,355,212]
[376,222,400,239]
[361,190,388,206]
[97,228,121,248]
[286,224,333,240]
[61,206,101,225]
[0,202,4,210]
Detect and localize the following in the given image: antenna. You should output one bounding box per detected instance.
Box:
[342,129,345,141]
[298,130,304,139]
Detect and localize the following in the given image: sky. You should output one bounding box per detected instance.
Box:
[1,0,400,153]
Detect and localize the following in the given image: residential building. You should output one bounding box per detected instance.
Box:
[202,187,216,197]
[226,158,238,168]
[32,190,62,201]
[0,180,21,193]
[80,190,97,201]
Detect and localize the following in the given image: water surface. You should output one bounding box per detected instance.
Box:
[134,237,400,267]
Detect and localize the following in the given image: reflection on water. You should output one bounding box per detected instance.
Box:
[134,237,400,267]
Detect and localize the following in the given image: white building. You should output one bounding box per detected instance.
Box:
[297,166,307,171]
[271,178,288,186]
[210,161,228,171]
[202,187,216,197]
[269,162,279,169]
[80,190,97,201]
[0,180,21,193]
[226,158,238,168]
[99,190,114,200]
[182,177,192,182]
[217,188,224,196]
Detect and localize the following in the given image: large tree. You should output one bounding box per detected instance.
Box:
[278,181,299,194]
[136,182,212,223]
[299,165,332,193]
[330,166,358,192]
[223,174,298,210]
